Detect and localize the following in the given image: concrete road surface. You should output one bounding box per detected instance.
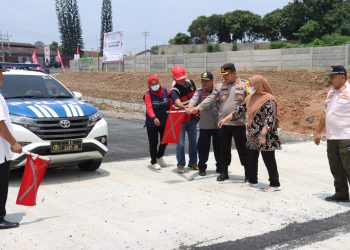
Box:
[1,139,350,249]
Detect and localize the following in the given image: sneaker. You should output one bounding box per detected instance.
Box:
[325,194,349,202]
[188,164,199,170]
[177,165,185,174]
[242,181,258,188]
[198,170,206,176]
[151,163,161,170]
[156,157,167,168]
[264,186,281,192]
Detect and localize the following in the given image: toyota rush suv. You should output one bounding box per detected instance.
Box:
[0,63,108,171]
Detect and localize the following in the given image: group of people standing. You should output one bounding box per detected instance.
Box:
[144,63,281,192]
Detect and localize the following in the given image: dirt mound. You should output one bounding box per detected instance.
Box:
[56,70,330,134]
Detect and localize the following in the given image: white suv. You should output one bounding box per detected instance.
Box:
[0,64,108,171]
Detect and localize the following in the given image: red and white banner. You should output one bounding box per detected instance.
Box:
[16,153,50,206]
[161,109,185,144]
[57,49,65,72]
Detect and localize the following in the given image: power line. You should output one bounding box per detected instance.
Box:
[0,22,58,40]
[142,31,150,54]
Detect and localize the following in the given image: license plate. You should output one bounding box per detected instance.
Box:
[50,139,82,153]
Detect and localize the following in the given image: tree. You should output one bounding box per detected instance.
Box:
[169,33,191,45]
[279,1,306,40]
[261,9,283,41]
[55,0,84,57]
[100,0,113,54]
[188,16,211,44]
[225,10,262,42]
[34,41,45,47]
[50,41,59,51]
[207,14,231,43]
[297,20,321,43]
[323,2,350,36]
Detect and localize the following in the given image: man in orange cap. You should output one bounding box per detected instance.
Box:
[169,65,198,173]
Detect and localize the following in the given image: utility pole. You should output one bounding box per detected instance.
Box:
[142,31,149,54]
[0,31,10,61]
[0,30,4,61]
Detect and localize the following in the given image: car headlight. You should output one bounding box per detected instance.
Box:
[10,115,37,129]
[88,111,103,127]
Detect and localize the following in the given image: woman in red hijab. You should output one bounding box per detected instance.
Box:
[144,74,171,170]
[218,75,281,192]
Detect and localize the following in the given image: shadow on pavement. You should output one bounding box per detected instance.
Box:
[9,166,110,187]
[5,212,60,225]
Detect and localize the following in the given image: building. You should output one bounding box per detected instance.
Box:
[0,42,57,64]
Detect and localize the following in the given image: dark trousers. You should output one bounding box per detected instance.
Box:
[327,140,350,196]
[197,129,220,171]
[247,149,280,187]
[220,125,248,177]
[146,126,167,164]
[0,159,10,219]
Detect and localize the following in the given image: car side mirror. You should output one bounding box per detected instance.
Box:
[73,91,82,100]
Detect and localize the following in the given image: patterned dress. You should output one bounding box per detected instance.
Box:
[233,100,281,151]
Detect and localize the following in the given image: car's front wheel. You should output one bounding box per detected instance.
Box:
[78,159,102,171]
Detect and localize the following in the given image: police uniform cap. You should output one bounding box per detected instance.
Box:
[220,63,236,75]
[200,71,213,80]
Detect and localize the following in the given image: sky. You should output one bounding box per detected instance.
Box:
[0,0,291,53]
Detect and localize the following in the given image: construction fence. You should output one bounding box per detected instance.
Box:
[70,44,350,73]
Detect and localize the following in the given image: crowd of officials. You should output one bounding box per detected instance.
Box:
[144,63,350,200]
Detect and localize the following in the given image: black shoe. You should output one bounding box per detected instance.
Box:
[199,170,206,176]
[325,194,349,202]
[0,219,19,229]
[217,173,229,182]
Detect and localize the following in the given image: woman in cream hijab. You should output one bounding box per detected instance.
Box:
[218,75,281,192]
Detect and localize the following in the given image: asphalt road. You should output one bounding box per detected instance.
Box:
[104,117,177,163]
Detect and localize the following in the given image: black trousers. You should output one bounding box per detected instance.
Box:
[146,126,167,164]
[220,125,248,177]
[247,149,280,187]
[0,159,10,219]
[197,129,220,171]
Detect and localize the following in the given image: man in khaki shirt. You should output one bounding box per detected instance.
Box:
[315,65,350,202]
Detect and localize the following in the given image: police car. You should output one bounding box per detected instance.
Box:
[0,63,108,171]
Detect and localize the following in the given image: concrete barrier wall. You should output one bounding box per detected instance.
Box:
[70,44,350,73]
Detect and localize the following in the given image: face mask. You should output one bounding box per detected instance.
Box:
[249,87,256,94]
[151,84,160,91]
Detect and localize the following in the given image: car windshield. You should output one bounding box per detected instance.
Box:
[0,75,73,99]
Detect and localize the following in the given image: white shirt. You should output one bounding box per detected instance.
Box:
[0,93,14,164]
[325,81,350,139]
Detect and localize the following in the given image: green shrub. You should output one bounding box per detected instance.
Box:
[207,43,221,53]
[231,42,238,51]
[270,40,287,49]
